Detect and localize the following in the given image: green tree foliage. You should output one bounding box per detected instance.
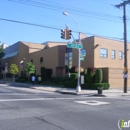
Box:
[25,62,35,85]
[95,69,103,83]
[10,64,19,83]
[25,62,35,75]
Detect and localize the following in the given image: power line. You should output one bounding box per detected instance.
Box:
[9,0,123,22]
[0,17,123,41]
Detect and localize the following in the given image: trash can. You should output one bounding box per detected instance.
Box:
[98,87,103,94]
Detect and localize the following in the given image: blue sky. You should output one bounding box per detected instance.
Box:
[0,0,130,45]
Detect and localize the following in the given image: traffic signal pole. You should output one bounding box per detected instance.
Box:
[63,11,81,92]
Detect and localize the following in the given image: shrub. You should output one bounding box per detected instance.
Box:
[15,76,28,83]
[95,69,103,83]
[85,67,96,83]
[50,77,61,84]
[70,73,78,81]
[88,67,96,77]
[81,69,87,75]
[6,73,12,78]
[63,82,109,90]
[81,83,110,90]
[63,81,77,88]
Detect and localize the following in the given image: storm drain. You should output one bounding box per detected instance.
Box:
[74,100,110,106]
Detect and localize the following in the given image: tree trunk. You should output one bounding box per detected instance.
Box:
[13,74,15,84]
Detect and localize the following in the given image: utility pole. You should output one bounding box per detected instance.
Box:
[115,0,130,93]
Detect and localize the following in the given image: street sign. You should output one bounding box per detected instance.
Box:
[67,43,83,49]
[80,57,84,61]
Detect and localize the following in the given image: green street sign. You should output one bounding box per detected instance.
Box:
[80,57,84,61]
[67,43,83,49]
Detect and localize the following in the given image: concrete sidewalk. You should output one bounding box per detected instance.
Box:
[0,81,130,98]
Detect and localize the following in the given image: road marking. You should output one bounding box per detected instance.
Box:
[0,92,55,95]
[0,98,75,102]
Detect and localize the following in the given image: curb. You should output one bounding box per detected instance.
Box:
[92,94,107,97]
[55,90,78,95]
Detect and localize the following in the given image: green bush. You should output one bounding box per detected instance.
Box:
[15,79,26,83]
[85,67,96,83]
[95,69,103,83]
[6,73,12,78]
[15,76,29,83]
[50,77,61,84]
[63,81,77,88]
[81,83,109,90]
[51,77,68,84]
[80,69,87,75]
[70,73,78,81]
[63,81,109,90]
[86,73,93,83]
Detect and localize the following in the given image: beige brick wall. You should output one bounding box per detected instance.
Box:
[73,36,94,68]
[94,36,130,68]
[29,46,66,76]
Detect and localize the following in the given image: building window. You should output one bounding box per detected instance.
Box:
[40,57,43,64]
[100,48,108,58]
[119,51,123,60]
[112,50,116,59]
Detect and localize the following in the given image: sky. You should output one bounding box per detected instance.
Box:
[0,0,130,45]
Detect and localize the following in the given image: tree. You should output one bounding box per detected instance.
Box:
[24,62,35,86]
[0,47,5,75]
[10,64,19,84]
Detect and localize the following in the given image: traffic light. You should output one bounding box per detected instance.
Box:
[61,29,65,39]
[65,29,71,40]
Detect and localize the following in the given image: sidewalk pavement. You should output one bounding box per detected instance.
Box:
[0,81,130,98]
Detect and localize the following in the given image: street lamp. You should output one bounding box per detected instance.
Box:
[63,11,81,92]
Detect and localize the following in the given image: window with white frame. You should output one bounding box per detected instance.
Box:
[100,48,108,58]
[112,50,116,59]
[119,51,123,60]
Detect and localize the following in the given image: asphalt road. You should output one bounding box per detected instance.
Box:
[0,84,130,130]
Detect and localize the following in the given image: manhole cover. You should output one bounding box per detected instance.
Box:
[74,100,110,106]
[87,101,97,103]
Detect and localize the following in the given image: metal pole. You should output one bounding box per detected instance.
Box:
[115,1,130,93]
[63,11,81,92]
[123,4,127,93]
[77,32,81,92]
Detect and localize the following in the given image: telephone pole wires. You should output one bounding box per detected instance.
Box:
[115,0,130,93]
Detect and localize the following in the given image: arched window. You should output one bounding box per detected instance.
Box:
[40,57,43,64]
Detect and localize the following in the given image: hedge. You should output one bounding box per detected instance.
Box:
[70,73,78,81]
[63,81,110,90]
[50,77,68,84]
[63,81,77,88]
[95,69,103,83]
